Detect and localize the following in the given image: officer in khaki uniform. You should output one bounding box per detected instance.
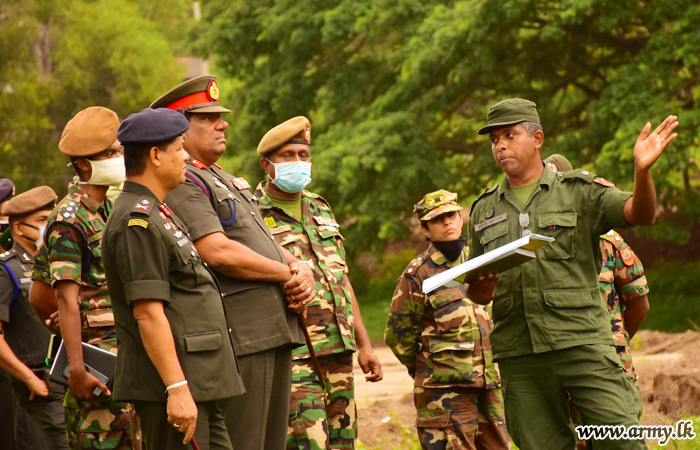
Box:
[102,108,245,450]
[467,98,677,449]
[255,117,383,450]
[151,76,314,450]
[46,107,140,449]
[545,155,651,450]
[386,190,508,450]
[0,186,69,450]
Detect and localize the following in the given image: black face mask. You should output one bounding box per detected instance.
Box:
[431,237,466,263]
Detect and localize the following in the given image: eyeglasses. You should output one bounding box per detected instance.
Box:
[519,212,532,237]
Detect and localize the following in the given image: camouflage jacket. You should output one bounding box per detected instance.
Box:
[47,185,115,348]
[385,244,500,389]
[599,230,649,349]
[254,182,356,360]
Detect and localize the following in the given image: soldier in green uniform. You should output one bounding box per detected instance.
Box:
[47,106,140,449]
[385,190,508,450]
[103,107,245,450]
[254,117,383,450]
[151,76,315,450]
[467,98,677,449]
[0,186,69,450]
[544,155,651,450]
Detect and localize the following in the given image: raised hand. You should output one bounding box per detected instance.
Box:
[634,115,679,171]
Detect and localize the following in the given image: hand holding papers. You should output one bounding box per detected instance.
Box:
[422,234,555,294]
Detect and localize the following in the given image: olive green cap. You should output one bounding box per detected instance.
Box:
[477,98,540,135]
[414,189,462,221]
[543,154,573,172]
[1,186,56,217]
[150,75,231,114]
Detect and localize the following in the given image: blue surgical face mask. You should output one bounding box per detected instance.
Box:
[267,159,312,193]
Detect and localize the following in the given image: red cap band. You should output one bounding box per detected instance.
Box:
[165,91,215,112]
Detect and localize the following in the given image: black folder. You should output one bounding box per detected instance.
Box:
[49,340,117,395]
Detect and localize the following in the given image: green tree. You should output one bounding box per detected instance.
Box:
[0,0,184,195]
[196,0,700,260]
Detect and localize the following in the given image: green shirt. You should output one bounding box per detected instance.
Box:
[509,177,540,209]
[468,167,633,359]
[267,191,303,222]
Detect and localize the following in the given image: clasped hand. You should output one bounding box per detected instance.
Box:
[283,262,315,314]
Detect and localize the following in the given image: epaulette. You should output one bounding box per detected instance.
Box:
[0,249,15,261]
[306,191,331,209]
[131,196,152,215]
[212,162,222,169]
[404,251,430,275]
[470,185,498,217]
[54,197,81,224]
[601,230,625,249]
[560,169,596,183]
[190,159,206,169]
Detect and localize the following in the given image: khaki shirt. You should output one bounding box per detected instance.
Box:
[468,167,633,359]
[103,181,243,403]
[165,158,303,356]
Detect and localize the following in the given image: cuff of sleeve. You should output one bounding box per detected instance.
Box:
[49,262,82,287]
[604,190,634,230]
[186,217,224,242]
[125,280,171,305]
[619,276,650,304]
[0,304,9,323]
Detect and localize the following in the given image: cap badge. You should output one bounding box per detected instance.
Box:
[208,79,220,101]
[304,126,311,144]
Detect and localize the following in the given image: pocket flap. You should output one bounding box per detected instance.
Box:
[184,332,223,352]
[479,221,508,246]
[416,408,450,428]
[538,213,577,228]
[428,339,475,353]
[85,308,115,328]
[428,287,465,309]
[492,295,513,321]
[543,289,597,308]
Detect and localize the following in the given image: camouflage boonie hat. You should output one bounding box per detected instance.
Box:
[414,189,462,221]
[544,154,573,172]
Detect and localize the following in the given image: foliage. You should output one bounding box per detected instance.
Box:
[641,261,700,334]
[0,0,184,194]
[197,0,700,259]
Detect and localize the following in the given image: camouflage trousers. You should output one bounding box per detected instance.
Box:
[64,388,141,449]
[287,351,356,450]
[414,386,509,450]
[570,345,639,450]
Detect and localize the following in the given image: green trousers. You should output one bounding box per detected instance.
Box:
[498,344,645,450]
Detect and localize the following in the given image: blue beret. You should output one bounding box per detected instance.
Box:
[117,108,190,145]
[0,179,15,204]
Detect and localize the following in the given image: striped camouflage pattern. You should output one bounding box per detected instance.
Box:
[599,230,648,384]
[385,244,500,388]
[254,182,356,360]
[47,185,140,449]
[287,352,356,450]
[415,386,509,449]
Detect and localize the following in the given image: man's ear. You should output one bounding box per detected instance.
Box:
[260,158,269,174]
[149,146,161,168]
[420,224,431,240]
[533,130,544,151]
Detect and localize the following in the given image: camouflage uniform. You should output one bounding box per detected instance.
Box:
[254,182,358,450]
[46,185,140,450]
[571,231,649,449]
[385,245,509,450]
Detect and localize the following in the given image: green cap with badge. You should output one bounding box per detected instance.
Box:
[478,98,540,135]
[413,189,463,221]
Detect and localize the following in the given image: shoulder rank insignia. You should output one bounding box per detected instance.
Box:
[231,177,251,190]
[313,215,340,227]
[594,178,615,188]
[128,219,148,229]
[264,217,277,229]
[212,163,222,170]
[620,246,634,266]
[191,159,206,169]
[134,203,149,211]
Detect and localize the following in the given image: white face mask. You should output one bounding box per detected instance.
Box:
[78,156,126,187]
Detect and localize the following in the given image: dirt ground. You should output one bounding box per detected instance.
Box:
[354,330,700,448]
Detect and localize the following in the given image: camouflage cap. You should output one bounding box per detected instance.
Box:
[414,189,462,221]
[478,98,540,135]
[257,116,311,156]
[543,154,573,172]
[1,186,56,217]
[150,75,231,114]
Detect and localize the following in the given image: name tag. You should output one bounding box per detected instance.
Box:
[270,225,292,235]
[474,213,508,232]
[177,238,189,247]
[20,277,31,284]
